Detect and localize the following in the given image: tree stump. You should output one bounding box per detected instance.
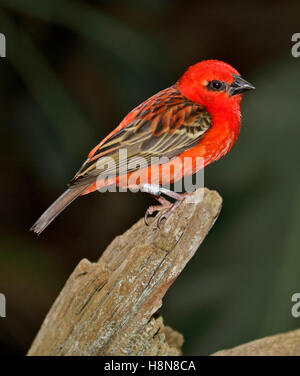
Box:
[27,188,222,356]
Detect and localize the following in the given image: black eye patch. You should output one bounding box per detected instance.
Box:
[207,80,226,92]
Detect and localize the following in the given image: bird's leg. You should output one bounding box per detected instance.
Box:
[141,184,188,227]
[159,187,190,201]
[141,184,172,226]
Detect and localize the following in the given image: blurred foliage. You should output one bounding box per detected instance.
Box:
[0,0,300,355]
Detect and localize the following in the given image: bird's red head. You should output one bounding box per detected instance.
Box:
[178,60,254,113]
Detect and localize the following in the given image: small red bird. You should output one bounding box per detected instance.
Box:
[31,60,254,234]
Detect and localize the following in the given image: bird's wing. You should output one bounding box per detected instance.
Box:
[71,86,211,186]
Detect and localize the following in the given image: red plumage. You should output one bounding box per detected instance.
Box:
[31,60,254,234]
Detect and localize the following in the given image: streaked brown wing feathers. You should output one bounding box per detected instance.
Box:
[71,86,211,186]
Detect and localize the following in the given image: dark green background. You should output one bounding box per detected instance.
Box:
[0,0,299,355]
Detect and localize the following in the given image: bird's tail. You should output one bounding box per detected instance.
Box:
[30,184,89,235]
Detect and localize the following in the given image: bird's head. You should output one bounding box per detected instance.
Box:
[178,60,255,112]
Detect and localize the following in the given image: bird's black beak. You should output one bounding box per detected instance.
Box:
[228,74,255,96]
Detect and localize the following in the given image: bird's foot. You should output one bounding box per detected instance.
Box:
[144,196,172,227]
[143,186,189,228]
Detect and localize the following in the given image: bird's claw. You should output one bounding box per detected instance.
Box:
[144,201,180,229]
[157,212,168,228]
[144,205,170,227]
[144,189,189,228]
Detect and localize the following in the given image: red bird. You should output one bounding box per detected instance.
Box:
[31,60,254,234]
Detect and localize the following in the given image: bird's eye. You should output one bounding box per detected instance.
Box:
[207,80,225,91]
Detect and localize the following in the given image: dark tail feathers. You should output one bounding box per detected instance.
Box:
[30,185,88,235]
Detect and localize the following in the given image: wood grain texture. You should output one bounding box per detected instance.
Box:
[212,329,300,356]
[28,188,222,356]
